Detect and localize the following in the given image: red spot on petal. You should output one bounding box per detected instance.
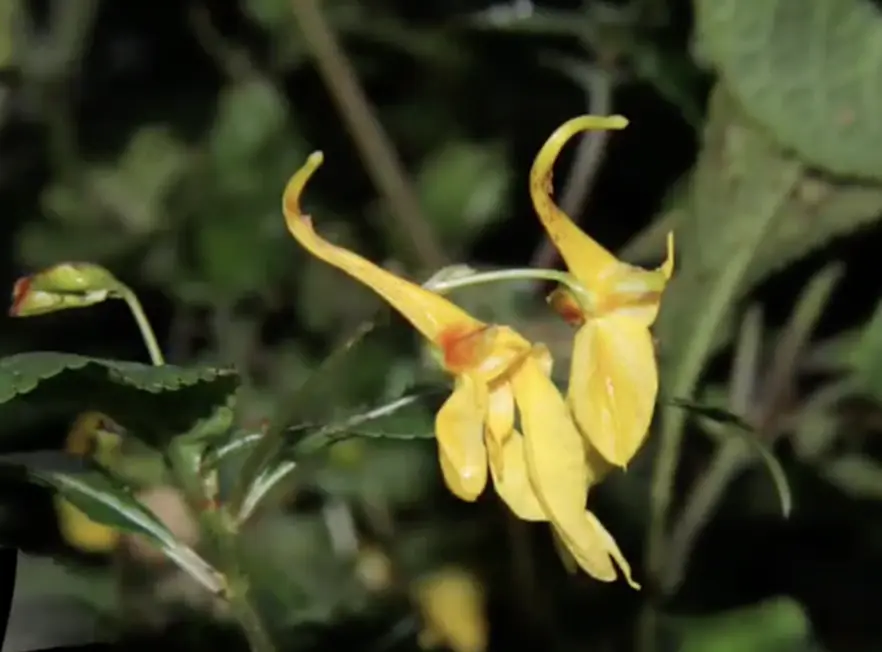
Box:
[9,277,32,316]
[548,287,585,327]
[437,324,493,374]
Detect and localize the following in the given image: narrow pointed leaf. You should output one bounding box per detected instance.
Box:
[30,469,223,594]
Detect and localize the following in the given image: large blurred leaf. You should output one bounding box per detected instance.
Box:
[208,79,288,193]
[414,140,512,251]
[655,86,801,447]
[44,126,190,235]
[695,0,882,180]
[241,512,370,627]
[851,293,882,402]
[0,352,238,444]
[23,127,191,268]
[820,454,882,501]
[667,597,812,652]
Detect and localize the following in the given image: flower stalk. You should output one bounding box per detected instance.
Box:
[120,293,276,652]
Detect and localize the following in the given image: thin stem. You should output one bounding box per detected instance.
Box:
[119,289,166,366]
[427,267,596,311]
[117,287,273,651]
[230,316,378,514]
[289,0,447,272]
[213,507,276,652]
[166,440,276,652]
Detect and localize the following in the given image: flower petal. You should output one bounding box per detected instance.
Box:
[529,117,627,289]
[530,343,554,377]
[435,375,489,501]
[490,430,546,522]
[568,316,658,468]
[55,496,121,553]
[511,357,639,586]
[551,529,578,574]
[602,232,675,326]
[486,384,515,452]
[283,153,482,343]
[509,359,592,554]
[413,567,488,652]
[583,511,639,589]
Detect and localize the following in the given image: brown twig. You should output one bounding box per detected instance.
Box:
[289,0,447,273]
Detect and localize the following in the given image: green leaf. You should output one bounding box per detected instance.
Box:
[852,293,882,402]
[31,469,223,594]
[667,597,812,652]
[89,126,190,235]
[664,397,753,432]
[695,0,882,180]
[0,352,239,444]
[415,140,512,251]
[670,397,793,520]
[234,390,439,520]
[292,391,440,456]
[654,86,801,493]
[208,79,288,193]
[820,454,882,501]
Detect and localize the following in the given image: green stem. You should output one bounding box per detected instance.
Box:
[117,287,273,652]
[119,289,166,366]
[166,440,276,652]
[427,267,595,309]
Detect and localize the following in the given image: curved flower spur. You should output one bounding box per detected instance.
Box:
[282,152,637,587]
[530,116,675,469]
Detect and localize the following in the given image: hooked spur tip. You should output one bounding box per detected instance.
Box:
[283,150,325,214]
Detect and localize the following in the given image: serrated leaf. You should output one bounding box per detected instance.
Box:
[695,0,882,180]
[0,352,239,444]
[31,469,223,594]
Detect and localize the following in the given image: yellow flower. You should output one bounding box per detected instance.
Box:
[530,116,675,468]
[412,567,488,652]
[282,153,638,588]
[56,412,123,554]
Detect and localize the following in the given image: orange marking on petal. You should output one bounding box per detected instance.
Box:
[10,277,31,316]
[438,324,494,374]
[547,287,585,327]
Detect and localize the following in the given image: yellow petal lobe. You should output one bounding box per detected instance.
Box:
[435,375,489,501]
[568,316,657,467]
[484,383,515,479]
[283,153,482,344]
[55,497,120,553]
[512,357,637,586]
[600,232,675,326]
[529,117,627,288]
[490,431,546,522]
[413,567,488,652]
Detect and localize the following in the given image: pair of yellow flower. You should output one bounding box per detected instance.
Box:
[282,116,674,589]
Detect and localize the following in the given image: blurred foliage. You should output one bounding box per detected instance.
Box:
[2,1,882,652]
